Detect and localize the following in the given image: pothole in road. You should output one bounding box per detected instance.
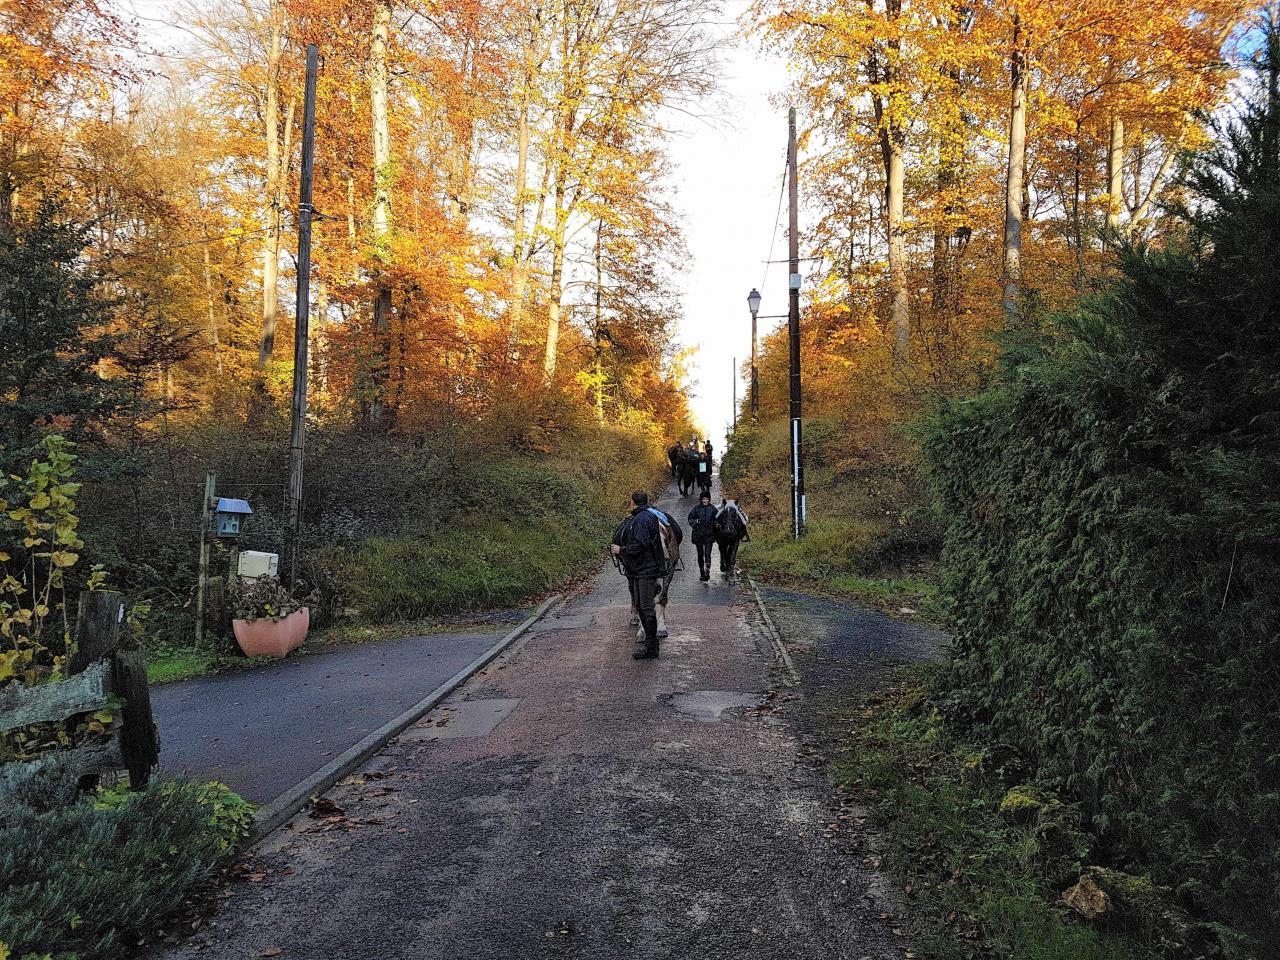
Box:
[667,690,763,722]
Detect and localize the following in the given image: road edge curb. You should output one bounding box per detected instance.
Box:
[249,593,564,843]
[745,574,800,687]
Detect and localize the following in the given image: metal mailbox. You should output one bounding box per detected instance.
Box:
[215,498,252,538]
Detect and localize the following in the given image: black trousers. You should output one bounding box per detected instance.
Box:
[695,541,714,571]
[718,537,740,573]
[628,575,659,646]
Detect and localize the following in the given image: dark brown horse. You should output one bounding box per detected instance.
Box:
[676,449,698,495]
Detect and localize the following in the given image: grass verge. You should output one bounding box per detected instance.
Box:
[834,664,1146,960]
[741,519,944,623]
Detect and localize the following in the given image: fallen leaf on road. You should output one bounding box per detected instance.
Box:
[260,949,283,957]
[307,797,344,818]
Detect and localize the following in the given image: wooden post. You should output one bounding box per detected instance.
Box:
[196,471,215,648]
[112,649,159,788]
[207,575,227,641]
[70,590,122,675]
[70,589,124,792]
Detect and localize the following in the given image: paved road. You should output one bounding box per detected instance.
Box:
[154,482,909,960]
[152,618,524,803]
[757,584,947,754]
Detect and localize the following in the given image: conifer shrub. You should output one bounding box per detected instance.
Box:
[0,779,253,959]
[925,46,1280,952]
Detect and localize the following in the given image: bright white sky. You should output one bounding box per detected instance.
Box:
[666,2,794,444]
[120,0,795,444]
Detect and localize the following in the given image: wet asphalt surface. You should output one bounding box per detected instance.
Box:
[757,587,947,741]
[152,617,524,803]
[153,482,945,960]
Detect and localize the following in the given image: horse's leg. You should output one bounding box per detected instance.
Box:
[655,601,667,639]
[628,578,640,628]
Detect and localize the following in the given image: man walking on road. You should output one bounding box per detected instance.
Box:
[611,490,668,660]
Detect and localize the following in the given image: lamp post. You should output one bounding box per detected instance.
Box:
[747,287,761,416]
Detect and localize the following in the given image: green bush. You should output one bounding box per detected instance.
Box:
[309,450,635,621]
[77,416,668,645]
[0,779,253,959]
[924,48,1280,952]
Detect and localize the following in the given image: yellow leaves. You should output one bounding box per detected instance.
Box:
[1,435,88,684]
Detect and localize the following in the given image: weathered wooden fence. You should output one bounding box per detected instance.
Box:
[0,590,160,804]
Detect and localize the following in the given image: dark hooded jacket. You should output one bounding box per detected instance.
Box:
[612,506,665,578]
[688,503,718,544]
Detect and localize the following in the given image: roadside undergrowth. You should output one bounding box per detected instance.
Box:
[741,519,944,624]
[834,665,1191,960]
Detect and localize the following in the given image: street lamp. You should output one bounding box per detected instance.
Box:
[747,287,761,416]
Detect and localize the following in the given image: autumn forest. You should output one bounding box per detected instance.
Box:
[4,0,1280,955]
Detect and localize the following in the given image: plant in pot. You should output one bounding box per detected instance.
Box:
[229,576,316,658]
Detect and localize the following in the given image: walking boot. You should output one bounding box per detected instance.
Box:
[633,643,659,660]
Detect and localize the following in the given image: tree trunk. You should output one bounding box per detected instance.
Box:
[370,0,392,249]
[593,220,605,422]
[254,0,288,371]
[1106,114,1125,231]
[314,275,328,398]
[368,0,393,426]
[886,131,909,361]
[1002,14,1028,327]
[256,1,284,370]
[543,190,566,383]
[1072,121,1085,289]
[203,245,223,376]
[510,72,532,343]
[885,0,909,361]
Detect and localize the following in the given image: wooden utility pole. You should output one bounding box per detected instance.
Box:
[787,108,806,539]
[287,44,319,588]
[195,471,215,647]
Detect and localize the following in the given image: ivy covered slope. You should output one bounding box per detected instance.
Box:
[925,56,1280,951]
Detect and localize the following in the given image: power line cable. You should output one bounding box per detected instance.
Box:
[103,224,275,261]
[760,152,789,293]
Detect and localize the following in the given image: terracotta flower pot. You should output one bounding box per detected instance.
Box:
[232,607,310,658]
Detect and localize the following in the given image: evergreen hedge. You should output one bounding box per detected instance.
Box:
[925,48,1280,952]
[0,779,253,958]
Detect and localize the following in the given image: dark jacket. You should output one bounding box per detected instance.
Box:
[688,503,718,544]
[612,506,664,578]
